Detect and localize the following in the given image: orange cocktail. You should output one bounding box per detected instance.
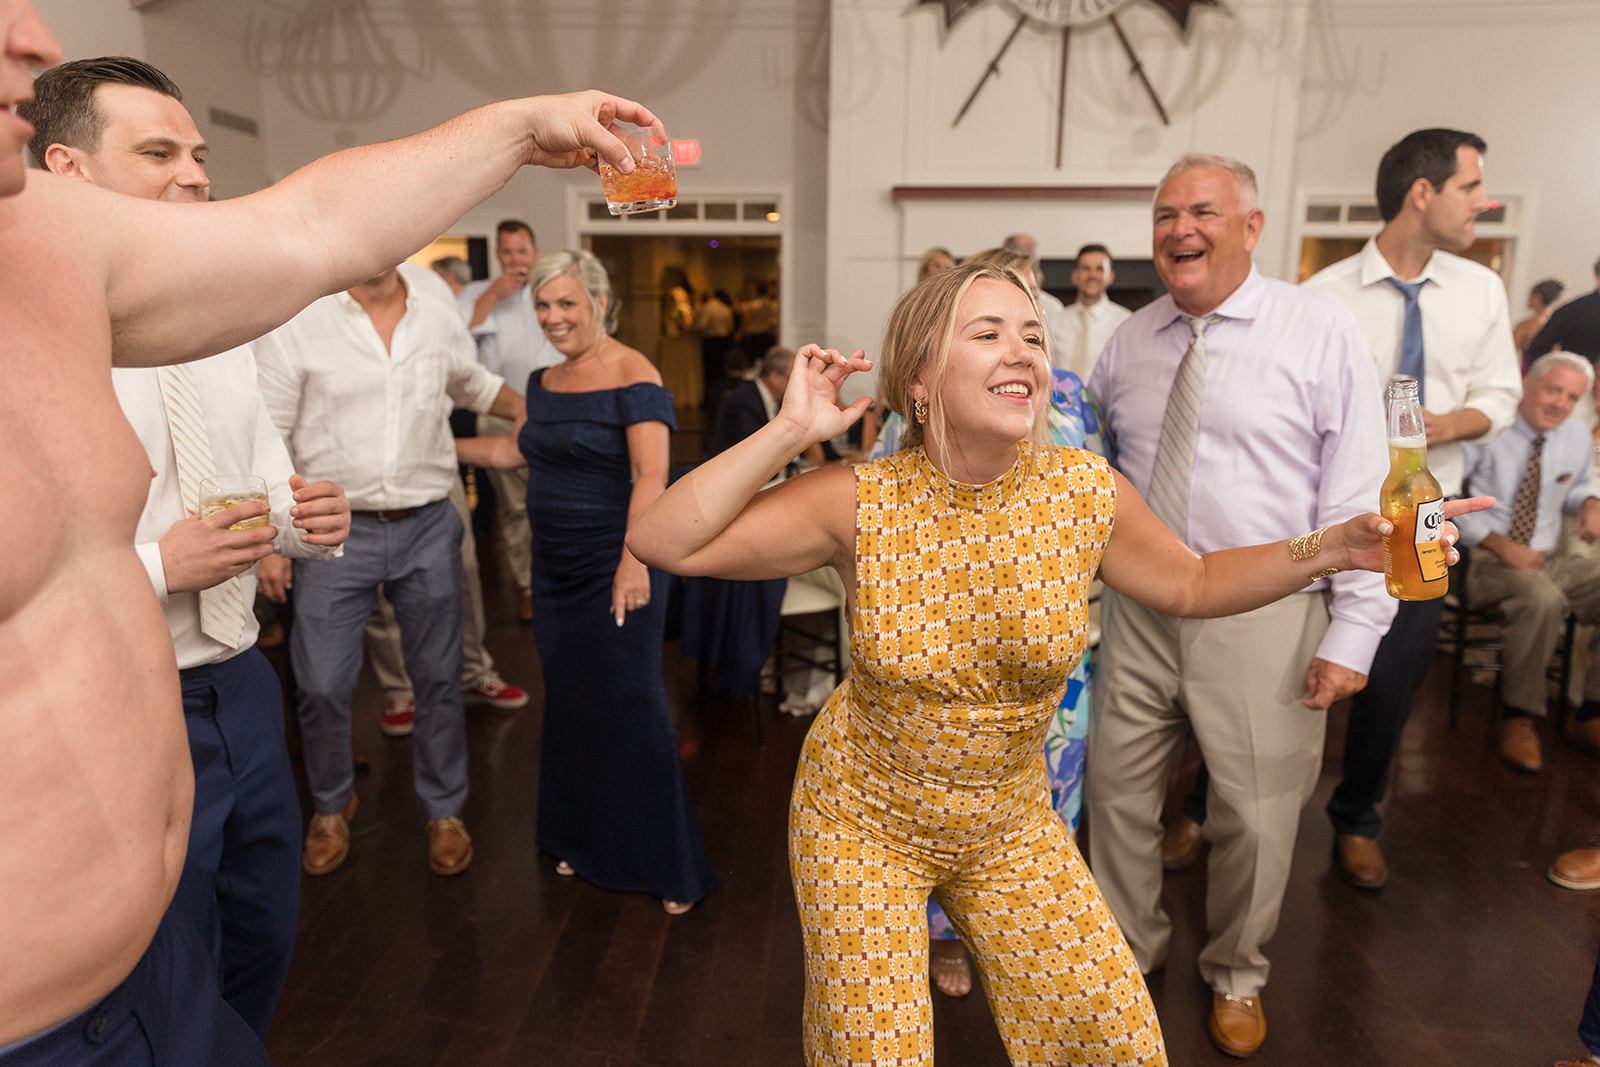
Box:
[599,121,677,215]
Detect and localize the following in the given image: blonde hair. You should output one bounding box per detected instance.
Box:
[877,262,1050,455]
[528,250,620,340]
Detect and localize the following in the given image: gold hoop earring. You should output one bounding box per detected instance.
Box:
[914,397,927,424]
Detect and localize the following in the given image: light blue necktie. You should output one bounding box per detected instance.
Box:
[1147,314,1220,541]
[1384,277,1427,405]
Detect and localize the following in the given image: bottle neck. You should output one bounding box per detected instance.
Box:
[1388,394,1426,445]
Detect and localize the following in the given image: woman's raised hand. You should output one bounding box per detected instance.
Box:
[775,344,874,445]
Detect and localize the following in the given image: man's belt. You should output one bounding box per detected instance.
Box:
[352,507,419,522]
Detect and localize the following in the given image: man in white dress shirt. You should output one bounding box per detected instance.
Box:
[1302,128,1521,888]
[255,267,524,880]
[1053,243,1132,382]
[456,219,561,623]
[27,56,351,1041]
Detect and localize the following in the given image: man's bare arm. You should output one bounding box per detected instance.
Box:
[81,91,657,367]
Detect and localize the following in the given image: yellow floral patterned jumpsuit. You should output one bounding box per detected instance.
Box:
[789,443,1166,1066]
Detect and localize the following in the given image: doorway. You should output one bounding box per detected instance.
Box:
[588,233,781,413]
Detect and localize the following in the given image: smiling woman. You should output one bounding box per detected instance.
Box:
[622,261,1469,1066]
[455,249,720,917]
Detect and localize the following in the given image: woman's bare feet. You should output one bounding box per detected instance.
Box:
[929,939,973,997]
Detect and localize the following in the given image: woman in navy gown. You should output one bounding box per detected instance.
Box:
[458,250,718,914]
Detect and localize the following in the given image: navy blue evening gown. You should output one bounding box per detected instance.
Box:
[517,369,719,904]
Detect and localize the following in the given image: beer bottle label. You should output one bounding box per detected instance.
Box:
[1413,497,1448,582]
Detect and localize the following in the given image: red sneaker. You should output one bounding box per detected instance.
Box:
[465,672,529,710]
[380,698,415,737]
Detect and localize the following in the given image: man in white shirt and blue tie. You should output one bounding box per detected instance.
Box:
[1302,128,1522,888]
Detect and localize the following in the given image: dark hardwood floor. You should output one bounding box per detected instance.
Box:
[262,451,1600,1065]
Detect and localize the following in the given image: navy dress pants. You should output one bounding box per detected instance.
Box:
[0,907,271,1066]
[173,647,302,1038]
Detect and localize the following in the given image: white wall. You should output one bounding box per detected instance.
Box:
[826,0,1312,398]
[1295,0,1600,307]
[240,0,830,342]
[34,0,143,63]
[143,10,269,199]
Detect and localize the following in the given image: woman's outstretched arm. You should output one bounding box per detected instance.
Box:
[1098,468,1492,619]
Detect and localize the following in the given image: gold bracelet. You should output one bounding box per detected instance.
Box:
[1288,526,1328,563]
[1307,566,1340,581]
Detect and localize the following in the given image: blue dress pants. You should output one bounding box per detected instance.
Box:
[172,647,302,1039]
[0,907,270,1066]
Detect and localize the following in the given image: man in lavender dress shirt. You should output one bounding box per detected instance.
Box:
[1086,154,1391,1058]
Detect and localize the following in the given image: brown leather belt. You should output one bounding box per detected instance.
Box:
[352,507,419,522]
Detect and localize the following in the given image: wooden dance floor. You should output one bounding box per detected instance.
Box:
[262,509,1600,1066]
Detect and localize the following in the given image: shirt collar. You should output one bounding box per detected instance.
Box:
[333,273,422,316]
[1357,237,1448,290]
[1158,263,1264,332]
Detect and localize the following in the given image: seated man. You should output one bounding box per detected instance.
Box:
[1456,352,1600,772]
[709,345,824,470]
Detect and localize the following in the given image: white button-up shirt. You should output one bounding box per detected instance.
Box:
[1302,238,1522,497]
[1052,297,1133,382]
[456,277,562,396]
[254,272,506,512]
[113,345,341,669]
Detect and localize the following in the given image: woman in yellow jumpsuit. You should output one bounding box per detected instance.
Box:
[629,263,1480,1065]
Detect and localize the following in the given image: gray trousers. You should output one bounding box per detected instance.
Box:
[1466,549,1600,714]
[292,497,467,819]
[478,413,531,596]
[1087,590,1329,997]
[364,478,494,699]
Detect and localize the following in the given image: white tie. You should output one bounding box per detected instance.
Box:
[157,364,247,648]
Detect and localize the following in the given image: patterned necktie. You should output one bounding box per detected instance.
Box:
[1506,433,1545,546]
[1146,313,1220,540]
[1383,277,1427,405]
[156,364,247,648]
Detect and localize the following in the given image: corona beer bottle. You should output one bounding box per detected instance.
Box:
[1381,375,1448,600]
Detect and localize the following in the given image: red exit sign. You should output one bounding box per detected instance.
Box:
[672,139,701,166]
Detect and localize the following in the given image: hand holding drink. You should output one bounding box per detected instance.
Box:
[598,119,676,215]
[199,474,270,530]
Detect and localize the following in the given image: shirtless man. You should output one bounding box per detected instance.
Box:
[0,1,659,1053]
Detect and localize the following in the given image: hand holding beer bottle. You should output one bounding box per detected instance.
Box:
[1380,375,1456,599]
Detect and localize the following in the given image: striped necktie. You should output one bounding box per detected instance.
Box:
[1506,433,1545,546]
[1146,313,1220,540]
[157,364,247,648]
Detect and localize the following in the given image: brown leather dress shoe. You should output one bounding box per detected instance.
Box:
[1208,991,1266,1058]
[1335,833,1388,890]
[1498,716,1543,772]
[303,794,358,876]
[1162,815,1204,871]
[1567,716,1600,760]
[428,816,474,876]
[1549,847,1600,891]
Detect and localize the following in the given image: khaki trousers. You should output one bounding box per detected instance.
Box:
[1466,549,1600,714]
[477,413,532,596]
[1087,590,1329,996]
